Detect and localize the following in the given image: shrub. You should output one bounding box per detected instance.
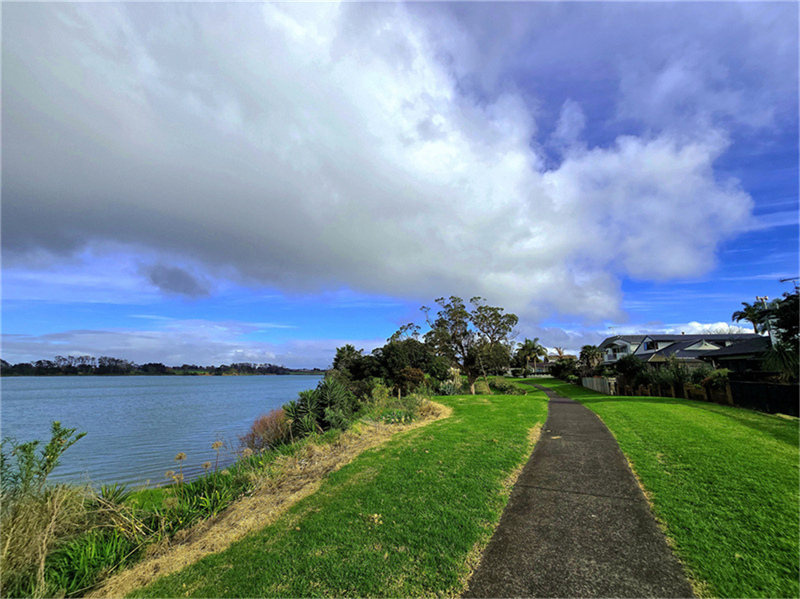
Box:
[474,380,492,394]
[702,368,730,390]
[45,529,140,597]
[240,409,290,453]
[284,376,359,439]
[437,381,458,396]
[489,377,527,395]
[1,422,90,598]
[689,363,714,385]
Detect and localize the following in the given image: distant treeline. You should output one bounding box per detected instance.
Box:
[0,356,325,377]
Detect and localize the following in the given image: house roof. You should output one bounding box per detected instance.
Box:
[599,335,647,349]
[641,334,762,342]
[699,336,771,359]
[641,340,714,362]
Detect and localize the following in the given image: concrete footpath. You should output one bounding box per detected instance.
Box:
[463,385,694,598]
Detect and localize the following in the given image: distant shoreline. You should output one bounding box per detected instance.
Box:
[0,370,325,377]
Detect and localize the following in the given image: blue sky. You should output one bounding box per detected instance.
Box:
[2,2,798,368]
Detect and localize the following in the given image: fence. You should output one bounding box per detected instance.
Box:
[581,377,617,395]
[728,381,799,417]
[580,376,798,417]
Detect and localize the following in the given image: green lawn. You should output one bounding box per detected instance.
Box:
[531,378,799,599]
[129,392,548,598]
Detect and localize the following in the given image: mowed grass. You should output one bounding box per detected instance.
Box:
[129,392,548,598]
[532,378,799,599]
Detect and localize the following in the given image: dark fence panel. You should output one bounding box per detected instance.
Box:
[728,381,800,417]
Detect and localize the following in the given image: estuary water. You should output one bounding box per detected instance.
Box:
[1,375,322,488]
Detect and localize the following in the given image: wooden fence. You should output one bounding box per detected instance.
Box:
[580,377,798,417]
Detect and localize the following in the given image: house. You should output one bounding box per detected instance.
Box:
[599,335,646,364]
[599,333,764,368]
[699,336,772,373]
[526,354,577,374]
[631,333,763,367]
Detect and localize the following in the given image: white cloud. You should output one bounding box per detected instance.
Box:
[3,2,758,324]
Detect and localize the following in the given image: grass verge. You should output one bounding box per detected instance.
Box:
[127,391,548,598]
[531,377,799,599]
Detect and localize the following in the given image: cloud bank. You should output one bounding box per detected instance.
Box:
[4,2,780,323]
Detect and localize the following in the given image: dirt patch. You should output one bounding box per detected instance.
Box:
[87,401,452,598]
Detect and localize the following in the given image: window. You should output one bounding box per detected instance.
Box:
[644,341,657,351]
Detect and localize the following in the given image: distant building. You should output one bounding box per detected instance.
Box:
[527,353,577,374]
[599,333,765,368]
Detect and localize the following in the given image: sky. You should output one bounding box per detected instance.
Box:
[2,1,798,369]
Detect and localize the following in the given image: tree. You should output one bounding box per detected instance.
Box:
[761,290,799,382]
[422,296,518,394]
[732,301,767,333]
[514,338,547,370]
[769,291,799,348]
[579,345,603,374]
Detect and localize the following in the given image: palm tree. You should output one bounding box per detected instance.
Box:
[553,347,566,358]
[731,302,766,334]
[579,345,603,371]
[516,338,547,369]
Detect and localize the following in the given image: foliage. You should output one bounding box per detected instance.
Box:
[761,343,800,383]
[284,376,359,439]
[1,421,86,498]
[45,529,140,597]
[0,356,319,377]
[549,358,579,381]
[513,338,547,368]
[689,363,714,385]
[701,368,730,390]
[129,390,550,599]
[240,409,291,453]
[768,290,799,348]
[731,301,768,334]
[578,345,604,375]
[612,354,646,379]
[422,296,518,394]
[0,423,92,598]
[474,380,492,394]
[488,377,528,395]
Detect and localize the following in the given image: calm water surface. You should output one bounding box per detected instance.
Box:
[1,376,321,488]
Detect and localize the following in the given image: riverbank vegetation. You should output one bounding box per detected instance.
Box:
[128,390,548,598]
[0,357,324,377]
[533,378,799,599]
[0,355,456,599]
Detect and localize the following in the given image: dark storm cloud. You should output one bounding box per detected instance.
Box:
[142,264,210,298]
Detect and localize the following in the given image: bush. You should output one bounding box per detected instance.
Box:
[1,422,90,598]
[702,368,730,390]
[474,380,492,394]
[489,377,527,395]
[284,376,360,439]
[45,529,141,597]
[240,409,290,452]
[550,359,579,381]
[437,381,459,396]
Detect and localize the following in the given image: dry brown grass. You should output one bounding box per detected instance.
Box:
[1,485,88,598]
[87,400,452,598]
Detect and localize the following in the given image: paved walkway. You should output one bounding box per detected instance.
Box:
[463,385,694,598]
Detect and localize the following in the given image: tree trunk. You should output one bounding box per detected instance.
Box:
[468,373,478,395]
